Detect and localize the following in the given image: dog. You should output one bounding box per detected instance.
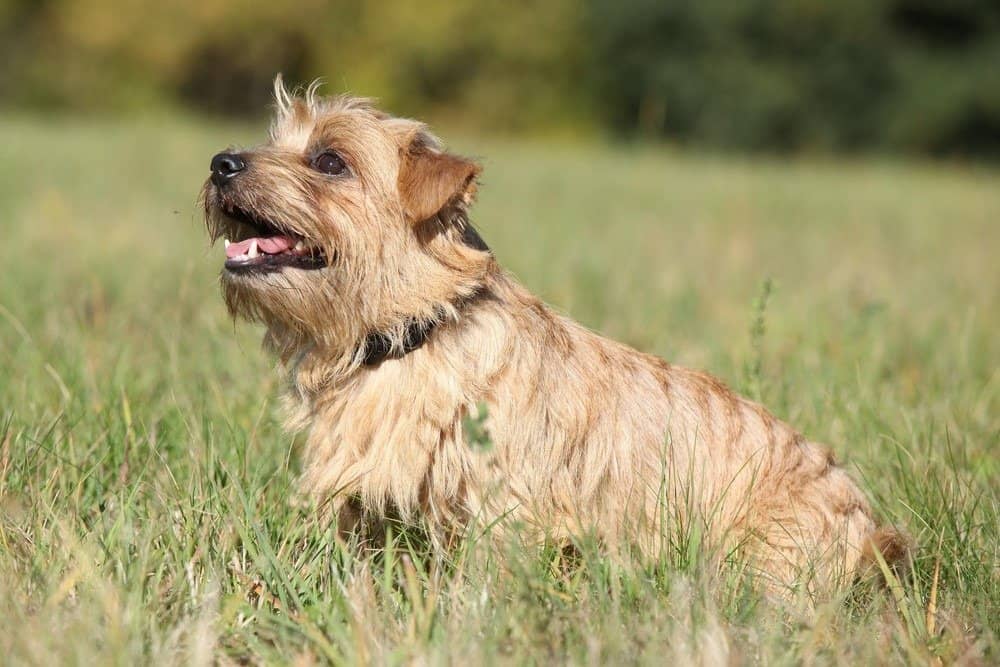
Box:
[202,77,908,595]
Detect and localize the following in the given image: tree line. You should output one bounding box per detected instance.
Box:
[1,0,997,158]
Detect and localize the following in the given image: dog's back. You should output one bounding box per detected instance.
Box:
[291,269,907,594]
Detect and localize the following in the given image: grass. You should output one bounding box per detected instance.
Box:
[0,113,997,664]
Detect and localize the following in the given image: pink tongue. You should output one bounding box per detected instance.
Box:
[225,236,296,258]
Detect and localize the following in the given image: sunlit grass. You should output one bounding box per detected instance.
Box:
[0,115,997,664]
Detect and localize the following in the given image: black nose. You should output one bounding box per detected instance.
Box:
[210,152,246,186]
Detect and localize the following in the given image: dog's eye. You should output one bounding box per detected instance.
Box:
[314,151,347,176]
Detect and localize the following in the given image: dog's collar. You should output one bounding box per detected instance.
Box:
[359,288,487,366]
[361,320,438,366]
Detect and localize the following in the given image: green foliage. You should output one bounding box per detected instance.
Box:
[461,402,492,452]
[586,0,1000,157]
[0,0,589,131]
[0,116,997,662]
[2,1,998,155]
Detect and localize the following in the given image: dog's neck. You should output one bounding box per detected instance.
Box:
[359,287,485,366]
[360,321,437,366]
[268,278,493,396]
[266,214,497,390]
[359,220,491,366]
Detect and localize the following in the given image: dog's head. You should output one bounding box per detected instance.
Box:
[202,77,493,356]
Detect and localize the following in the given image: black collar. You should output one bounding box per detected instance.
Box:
[361,319,438,366]
[359,287,487,366]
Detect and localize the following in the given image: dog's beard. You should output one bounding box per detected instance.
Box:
[219,259,374,360]
[202,181,362,350]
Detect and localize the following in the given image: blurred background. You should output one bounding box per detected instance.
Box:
[2,0,999,158]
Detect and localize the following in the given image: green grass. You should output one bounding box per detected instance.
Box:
[0,114,997,664]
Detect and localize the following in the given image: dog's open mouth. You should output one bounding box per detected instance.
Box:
[221,206,326,274]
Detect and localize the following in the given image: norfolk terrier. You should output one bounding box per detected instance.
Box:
[202,78,907,594]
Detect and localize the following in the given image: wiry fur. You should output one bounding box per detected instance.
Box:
[202,78,909,596]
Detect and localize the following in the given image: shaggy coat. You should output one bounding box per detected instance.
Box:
[203,79,907,594]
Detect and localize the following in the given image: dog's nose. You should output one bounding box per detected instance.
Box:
[210,152,246,186]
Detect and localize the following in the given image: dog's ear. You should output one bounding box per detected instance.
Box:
[398,136,481,224]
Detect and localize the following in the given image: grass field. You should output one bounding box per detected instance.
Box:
[0,115,997,665]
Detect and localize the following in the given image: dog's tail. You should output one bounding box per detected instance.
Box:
[859,525,913,583]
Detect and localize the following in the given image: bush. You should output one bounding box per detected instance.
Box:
[585,0,1000,157]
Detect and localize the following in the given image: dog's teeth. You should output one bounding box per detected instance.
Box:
[294,241,305,251]
[224,239,231,248]
[248,240,259,258]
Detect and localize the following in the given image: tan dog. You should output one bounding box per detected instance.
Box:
[202,78,907,594]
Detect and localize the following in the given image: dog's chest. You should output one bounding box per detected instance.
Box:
[291,357,498,518]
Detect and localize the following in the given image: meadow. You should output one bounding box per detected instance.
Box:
[0,115,996,664]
